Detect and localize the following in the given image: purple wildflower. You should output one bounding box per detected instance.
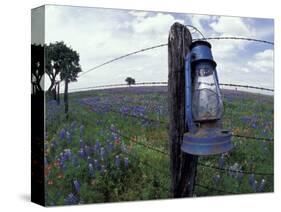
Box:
[88,163,94,177]
[115,155,120,168]
[121,143,127,153]
[100,147,105,161]
[218,154,224,169]
[84,145,90,156]
[101,165,106,174]
[213,174,221,185]
[59,128,66,140]
[72,155,79,167]
[66,131,71,143]
[248,174,255,187]
[64,149,72,159]
[64,193,79,205]
[251,180,258,192]
[79,139,84,148]
[87,156,93,164]
[50,140,57,149]
[80,125,84,137]
[257,179,266,192]
[124,157,129,168]
[73,180,80,193]
[94,159,100,170]
[107,142,114,152]
[78,148,86,158]
[95,140,101,151]
[70,121,76,130]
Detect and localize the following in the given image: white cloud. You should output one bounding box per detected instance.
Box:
[210,16,253,37]
[43,5,273,91]
[247,49,273,73]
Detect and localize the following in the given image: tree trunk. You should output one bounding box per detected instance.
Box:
[57,81,60,105]
[168,22,198,198]
[64,80,69,119]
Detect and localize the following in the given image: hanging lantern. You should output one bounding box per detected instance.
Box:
[181,40,233,155]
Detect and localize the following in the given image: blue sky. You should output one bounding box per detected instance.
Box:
[37,5,274,91]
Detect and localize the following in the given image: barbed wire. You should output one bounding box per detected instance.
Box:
[75,36,273,79]
[77,82,274,144]
[220,83,274,92]
[195,183,239,195]
[197,36,274,45]
[69,82,168,92]
[69,81,273,92]
[78,43,168,77]
[233,134,273,142]
[83,101,274,177]
[197,162,273,176]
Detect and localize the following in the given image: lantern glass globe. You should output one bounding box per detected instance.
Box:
[192,61,223,122]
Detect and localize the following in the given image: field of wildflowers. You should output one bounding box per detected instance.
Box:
[44,86,273,206]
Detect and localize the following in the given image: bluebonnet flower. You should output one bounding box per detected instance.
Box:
[101,165,107,174]
[248,174,255,187]
[50,140,57,149]
[236,172,244,183]
[257,179,266,192]
[80,125,84,138]
[70,121,76,130]
[66,131,71,143]
[213,174,221,185]
[107,142,114,152]
[79,139,84,148]
[100,147,105,161]
[218,154,224,169]
[94,159,100,170]
[251,180,258,192]
[59,128,66,140]
[95,140,101,152]
[121,143,127,153]
[84,145,90,156]
[73,180,81,193]
[72,155,79,167]
[228,163,243,181]
[78,148,86,158]
[64,193,79,205]
[124,157,129,168]
[64,149,72,158]
[87,156,93,164]
[88,163,94,177]
[115,155,120,168]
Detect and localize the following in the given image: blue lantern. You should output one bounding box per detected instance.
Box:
[181,40,233,155]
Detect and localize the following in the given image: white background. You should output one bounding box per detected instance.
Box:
[0,0,280,211]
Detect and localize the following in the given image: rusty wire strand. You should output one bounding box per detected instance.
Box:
[75,36,273,79]
[195,183,239,195]
[197,162,273,176]
[197,36,274,45]
[84,101,274,176]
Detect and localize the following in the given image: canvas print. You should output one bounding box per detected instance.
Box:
[31,4,274,206]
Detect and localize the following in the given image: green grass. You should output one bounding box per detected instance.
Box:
[44,88,273,205]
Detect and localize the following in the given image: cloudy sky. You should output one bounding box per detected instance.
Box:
[34,5,274,91]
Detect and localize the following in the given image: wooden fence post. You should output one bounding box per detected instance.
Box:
[168,22,198,198]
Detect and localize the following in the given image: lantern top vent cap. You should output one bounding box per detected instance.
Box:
[190,40,212,50]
